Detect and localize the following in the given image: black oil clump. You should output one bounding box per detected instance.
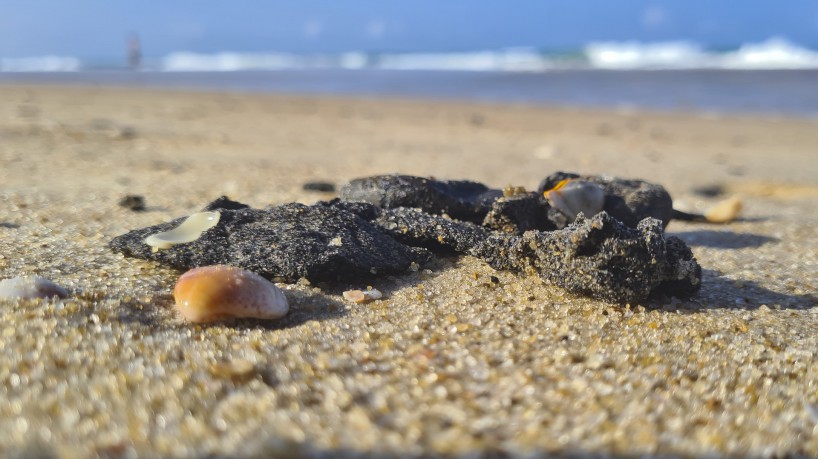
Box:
[111,172,701,303]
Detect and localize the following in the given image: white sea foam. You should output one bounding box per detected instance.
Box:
[338,52,369,69]
[162,52,308,71]
[7,38,814,73]
[161,48,551,72]
[0,56,81,72]
[585,38,818,70]
[160,39,818,72]
[585,41,711,69]
[721,38,818,69]
[376,48,550,72]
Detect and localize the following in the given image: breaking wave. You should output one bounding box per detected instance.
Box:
[160,39,818,72]
[585,38,818,70]
[4,38,818,73]
[374,48,552,71]
[163,52,323,71]
[584,41,710,69]
[0,55,81,72]
[721,38,818,69]
[160,49,554,72]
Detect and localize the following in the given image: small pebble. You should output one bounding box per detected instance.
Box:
[343,288,383,304]
[209,359,257,382]
[112,125,138,140]
[173,265,289,323]
[118,194,146,211]
[0,276,68,299]
[805,403,818,424]
[705,196,743,223]
[692,184,725,197]
[302,181,336,193]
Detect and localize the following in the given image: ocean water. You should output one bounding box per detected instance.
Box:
[3,69,818,117]
[2,38,818,116]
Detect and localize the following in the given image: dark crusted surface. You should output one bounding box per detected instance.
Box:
[482,192,557,234]
[538,172,674,228]
[110,199,431,282]
[201,195,250,211]
[472,213,701,303]
[316,199,383,221]
[111,181,701,303]
[374,207,490,253]
[340,174,502,223]
[342,173,675,232]
[319,199,489,255]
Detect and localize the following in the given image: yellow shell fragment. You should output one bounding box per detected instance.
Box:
[209,359,257,382]
[705,196,743,224]
[173,265,289,323]
[343,288,383,304]
[144,211,220,250]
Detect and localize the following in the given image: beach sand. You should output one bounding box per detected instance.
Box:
[0,85,817,457]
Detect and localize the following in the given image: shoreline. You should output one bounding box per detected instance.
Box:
[3,67,818,119]
[2,81,816,122]
[4,81,818,127]
[0,84,816,457]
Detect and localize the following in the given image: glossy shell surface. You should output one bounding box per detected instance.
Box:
[173,265,288,323]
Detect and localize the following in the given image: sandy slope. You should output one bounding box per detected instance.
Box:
[0,85,816,457]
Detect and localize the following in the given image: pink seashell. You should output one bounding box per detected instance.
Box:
[173,265,288,323]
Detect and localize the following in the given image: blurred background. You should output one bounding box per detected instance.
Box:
[2,0,818,115]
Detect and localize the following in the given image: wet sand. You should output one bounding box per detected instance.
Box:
[0,85,817,457]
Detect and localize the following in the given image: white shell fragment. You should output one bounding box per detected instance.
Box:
[144,211,220,250]
[343,288,383,304]
[544,180,606,221]
[705,196,743,224]
[173,265,289,323]
[0,276,68,299]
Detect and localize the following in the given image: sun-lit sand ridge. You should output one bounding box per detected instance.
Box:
[0,85,816,457]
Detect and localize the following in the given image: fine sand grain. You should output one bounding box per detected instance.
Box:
[0,85,817,457]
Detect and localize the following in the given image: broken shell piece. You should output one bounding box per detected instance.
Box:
[343,288,383,304]
[0,276,68,299]
[544,179,606,221]
[704,196,743,224]
[144,211,220,250]
[173,265,288,323]
[209,359,257,382]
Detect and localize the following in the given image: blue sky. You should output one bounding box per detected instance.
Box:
[1,0,817,58]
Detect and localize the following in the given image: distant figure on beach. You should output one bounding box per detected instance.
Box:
[128,34,142,70]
